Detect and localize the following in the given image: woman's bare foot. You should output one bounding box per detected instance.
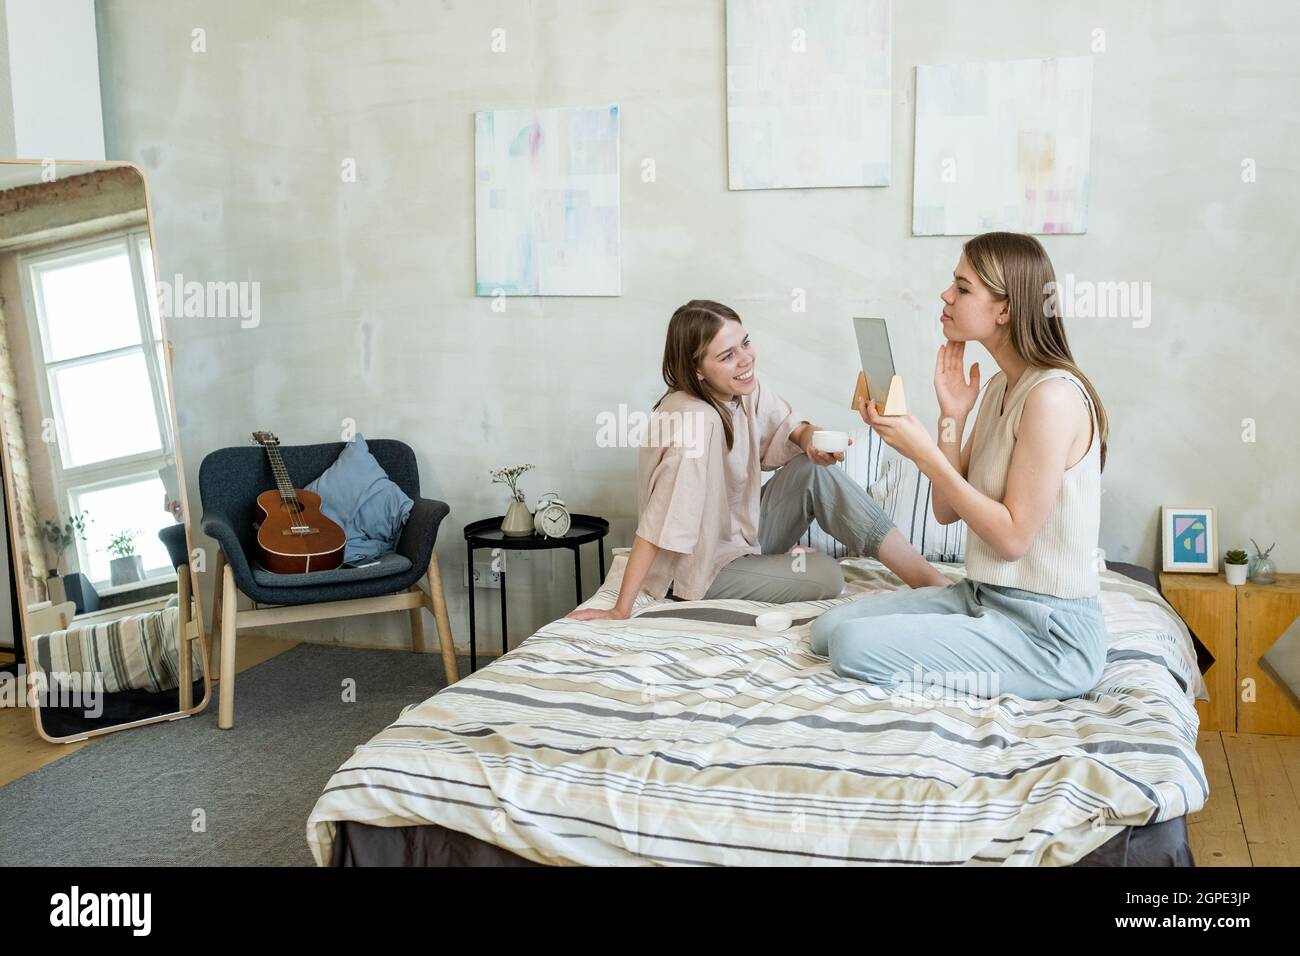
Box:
[876,527,950,588]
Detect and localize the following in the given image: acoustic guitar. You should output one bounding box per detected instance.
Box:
[251,431,347,574]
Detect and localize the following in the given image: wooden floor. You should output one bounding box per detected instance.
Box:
[2,640,1297,865]
[1189,730,1300,866]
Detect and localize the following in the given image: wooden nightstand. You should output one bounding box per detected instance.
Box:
[1160,572,1300,735]
[1160,572,1237,732]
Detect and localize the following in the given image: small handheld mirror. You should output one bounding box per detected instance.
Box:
[851,317,907,416]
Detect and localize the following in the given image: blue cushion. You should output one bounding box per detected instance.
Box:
[252,551,412,588]
[305,433,414,563]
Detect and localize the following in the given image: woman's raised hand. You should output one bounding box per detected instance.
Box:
[859,398,939,467]
[934,342,980,420]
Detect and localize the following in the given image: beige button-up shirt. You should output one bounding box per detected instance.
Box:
[635,379,806,600]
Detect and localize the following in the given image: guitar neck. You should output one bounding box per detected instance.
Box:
[262,443,299,505]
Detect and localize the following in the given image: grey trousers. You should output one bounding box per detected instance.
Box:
[701,454,897,603]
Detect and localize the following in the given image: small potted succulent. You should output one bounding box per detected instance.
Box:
[106,529,144,585]
[490,464,535,537]
[1224,548,1249,586]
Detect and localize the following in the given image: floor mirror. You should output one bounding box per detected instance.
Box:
[0,159,208,742]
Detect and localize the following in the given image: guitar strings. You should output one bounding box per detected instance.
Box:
[268,438,306,531]
[280,445,305,530]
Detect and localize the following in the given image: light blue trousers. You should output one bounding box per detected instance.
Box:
[809,578,1107,701]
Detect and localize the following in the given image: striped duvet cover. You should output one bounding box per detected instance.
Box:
[32,604,201,695]
[307,556,1208,866]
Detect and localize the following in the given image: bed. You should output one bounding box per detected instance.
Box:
[307,555,1209,866]
[30,601,201,694]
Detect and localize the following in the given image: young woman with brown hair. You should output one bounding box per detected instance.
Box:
[568,300,946,622]
[812,232,1110,700]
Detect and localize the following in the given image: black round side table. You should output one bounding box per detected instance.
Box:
[463,513,609,672]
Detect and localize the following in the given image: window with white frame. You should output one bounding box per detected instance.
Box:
[21,231,176,589]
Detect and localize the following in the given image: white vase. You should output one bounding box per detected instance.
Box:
[1225,563,1248,585]
[500,499,533,537]
[109,555,145,586]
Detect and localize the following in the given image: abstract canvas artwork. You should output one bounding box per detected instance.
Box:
[475,105,621,296]
[726,0,891,190]
[912,55,1093,236]
[1162,506,1217,573]
[1173,516,1208,561]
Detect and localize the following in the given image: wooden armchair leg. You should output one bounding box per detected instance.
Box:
[218,562,238,729]
[210,548,227,677]
[177,566,193,712]
[408,597,426,654]
[425,553,459,684]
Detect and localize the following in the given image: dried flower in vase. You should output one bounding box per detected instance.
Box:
[1249,538,1277,584]
[489,463,535,504]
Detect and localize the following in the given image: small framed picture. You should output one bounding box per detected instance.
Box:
[1162,506,1217,573]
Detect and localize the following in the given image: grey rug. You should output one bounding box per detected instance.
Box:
[0,644,467,866]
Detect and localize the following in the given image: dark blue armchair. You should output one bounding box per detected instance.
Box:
[199,438,457,729]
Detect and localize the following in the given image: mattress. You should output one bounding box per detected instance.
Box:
[307,557,1208,866]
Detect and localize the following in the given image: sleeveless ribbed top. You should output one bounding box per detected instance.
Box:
[964,367,1101,598]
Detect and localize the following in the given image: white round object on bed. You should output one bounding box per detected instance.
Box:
[755,610,793,632]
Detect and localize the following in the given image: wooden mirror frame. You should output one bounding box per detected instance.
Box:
[0,158,210,743]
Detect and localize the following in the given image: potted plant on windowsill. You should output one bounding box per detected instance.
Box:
[1224,549,1249,586]
[107,529,144,585]
[40,510,91,604]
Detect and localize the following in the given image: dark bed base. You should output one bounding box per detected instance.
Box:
[330,815,1193,867]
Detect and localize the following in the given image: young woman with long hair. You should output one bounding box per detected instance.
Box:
[568,300,947,621]
[811,232,1110,700]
